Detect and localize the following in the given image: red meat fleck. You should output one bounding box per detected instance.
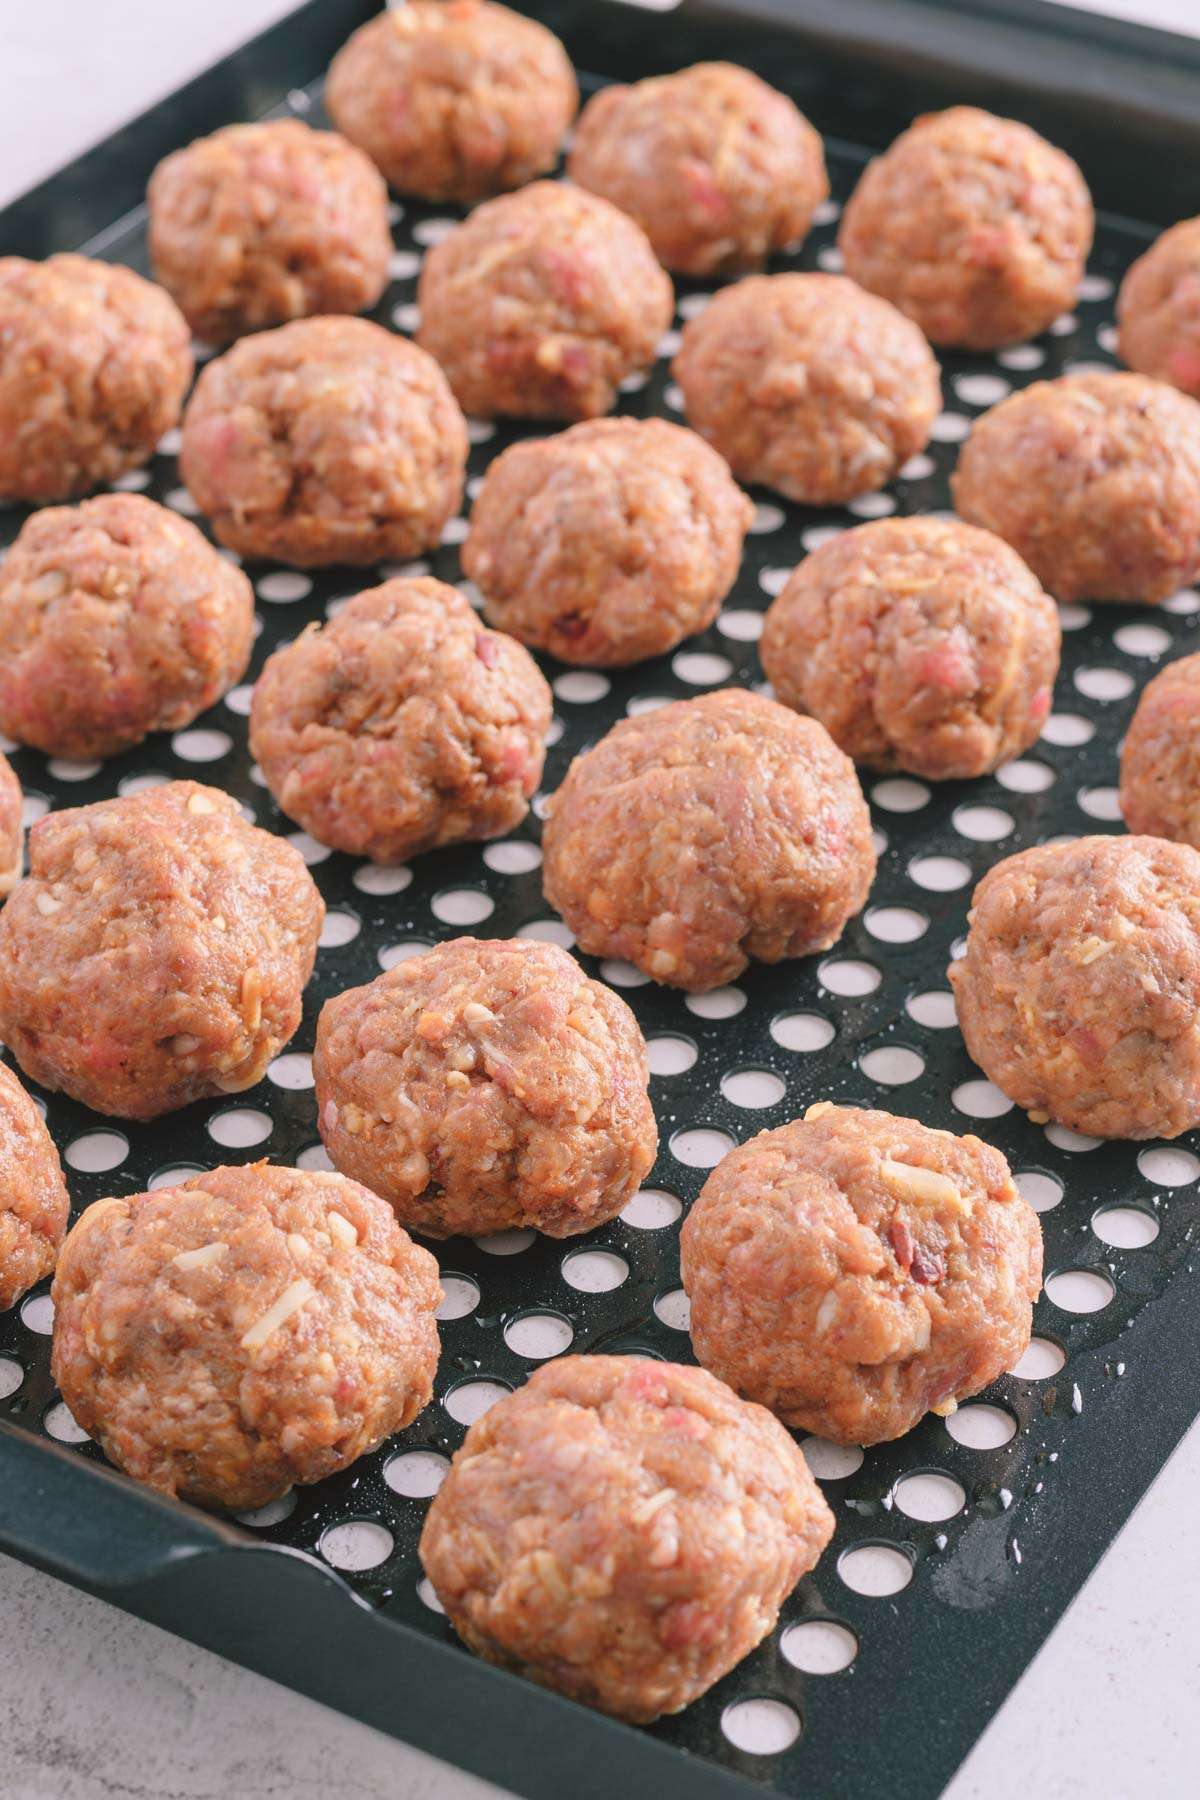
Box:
[474,633,500,668]
[889,1214,915,1273]
[910,1243,945,1285]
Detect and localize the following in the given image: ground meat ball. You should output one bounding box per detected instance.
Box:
[147,119,391,346]
[461,418,753,665]
[672,273,940,504]
[952,372,1200,603]
[0,254,192,505]
[250,578,549,862]
[1118,217,1200,397]
[416,182,673,420]
[326,1,577,204]
[420,1355,833,1722]
[0,754,21,898]
[0,782,323,1121]
[1120,652,1200,845]
[314,937,656,1239]
[760,516,1060,779]
[542,689,876,992]
[567,63,827,278]
[0,1061,69,1312]
[0,494,254,759]
[838,107,1093,350]
[179,316,467,567]
[51,1163,440,1511]
[681,1104,1041,1445]
[950,835,1200,1139]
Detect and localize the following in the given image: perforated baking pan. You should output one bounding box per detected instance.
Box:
[4,4,1200,1797]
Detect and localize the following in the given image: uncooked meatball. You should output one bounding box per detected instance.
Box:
[542,688,876,992]
[950,835,1200,1139]
[326,0,577,204]
[838,106,1093,349]
[250,577,550,862]
[461,418,753,665]
[148,119,392,345]
[314,936,656,1239]
[0,754,21,899]
[419,1354,834,1722]
[180,316,467,566]
[567,62,827,277]
[0,494,254,759]
[952,372,1200,603]
[416,181,673,420]
[672,272,940,504]
[1120,652,1200,845]
[0,781,323,1121]
[1118,216,1200,397]
[681,1104,1042,1445]
[0,1061,69,1312]
[760,516,1060,779]
[0,254,192,505]
[51,1163,441,1511]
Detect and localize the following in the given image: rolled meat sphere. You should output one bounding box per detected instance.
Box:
[461,417,753,666]
[180,316,467,567]
[950,834,1200,1139]
[0,753,21,899]
[326,0,577,204]
[567,62,827,277]
[51,1163,441,1512]
[952,372,1200,604]
[542,688,876,992]
[419,1354,834,1722]
[681,1104,1042,1445]
[250,577,550,862]
[1118,216,1200,398]
[838,106,1093,349]
[0,494,254,760]
[0,781,324,1121]
[0,1061,70,1313]
[147,118,392,345]
[0,253,192,505]
[416,181,673,420]
[1120,651,1200,845]
[760,516,1061,779]
[672,272,940,504]
[314,936,657,1239]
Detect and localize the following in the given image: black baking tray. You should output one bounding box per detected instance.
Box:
[3,4,1200,1798]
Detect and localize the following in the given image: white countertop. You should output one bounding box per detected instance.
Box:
[2,5,1199,1798]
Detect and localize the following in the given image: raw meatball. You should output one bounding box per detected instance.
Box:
[0,754,21,899]
[51,1163,440,1511]
[672,272,940,504]
[681,1104,1042,1445]
[0,494,254,759]
[542,688,876,992]
[950,835,1200,1139]
[0,1061,69,1312]
[1120,652,1200,844]
[567,62,827,277]
[0,253,192,505]
[462,418,753,665]
[760,516,1060,779]
[838,106,1093,349]
[148,119,392,345]
[180,316,467,567]
[326,0,577,204]
[419,1355,833,1722]
[250,577,550,862]
[1118,216,1200,397]
[314,936,656,1239]
[416,181,673,420]
[0,781,323,1121]
[952,372,1200,603]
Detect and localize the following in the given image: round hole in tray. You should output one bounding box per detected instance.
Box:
[431,888,494,927]
[818,957,880,998]
[720,1068,786,1108]
[517,918,575,948]
[1044,1122,1102,1153]
[620,1188,683,1230]
[237,1491,297,1528]
[653,1288,691,1331]
[65,1129,128,1174]
[1091,1204,1159,1250]
[320,1520,394,1572]
[384,1450,450,1499]
[859,1045,924,1086]
[0,1357,25,1400]
[1016,1169,1063,1213]
[473,1228,535,1257]
[436,1275,480,1321]
[1009,1336,1067,1380]
[906,990,956,1030]
[646,1034,698,1077]
[1044,1267,1115,1314]
[19,1294,54,1336]
[780,1620,858,1676]
[503,1311,574,1360]
[801,1438,864,1481]
[43,1399,89,1444]
[207,1107,272,1149]
[319,909,361,948]
[770,1011,835,1052]
[483,840,542,875]
[601,957,651,988]
[1138,1145,1200,1187]
[417,1576,445,1614]
[952,1079,1013,1120]
[670,1127,735,1168]
[908,853,971,892]
[892,1470,966,1522]
[721,1698,801,1756]
[684,985,746,1020]
[946,1403,1017,1450]
[148,1162,205,1191]
[838,1542,913,1597]
[561,1249,628,1293]
[443,1378,512,1426]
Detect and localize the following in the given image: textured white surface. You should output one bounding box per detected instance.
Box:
[2,4,1200,1799]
